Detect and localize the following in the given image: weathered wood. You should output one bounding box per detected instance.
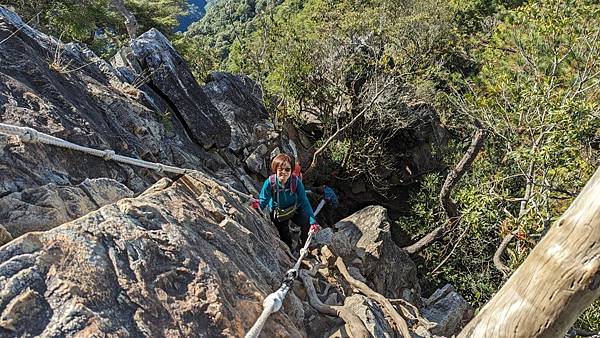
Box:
[299,270,339,317]
[403,120,485,254]
[335,257,412,338]
[299,270,369,338]
[493,232,515,277]
[459,166,600,338]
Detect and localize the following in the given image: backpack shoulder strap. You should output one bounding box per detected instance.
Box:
[269,174,280,206]
[269,174,277,194]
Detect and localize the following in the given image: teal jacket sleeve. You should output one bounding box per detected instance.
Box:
[296,179,317,225]
[258,179,271,210]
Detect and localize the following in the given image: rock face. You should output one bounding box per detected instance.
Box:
[328,206,421,302]
[203,72,269,153]
[119,29,231,149]
[0,178,133,237]
[0,7,472,338]
[422,284,473,337]
[0,175,303,337]
[0,7,275,221]
[0,6,204,197]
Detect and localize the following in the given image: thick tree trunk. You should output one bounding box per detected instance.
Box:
[458,166,600,338]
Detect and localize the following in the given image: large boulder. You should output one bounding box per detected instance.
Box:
[328,206,421,302]
[114,29,231,149]
[203,72,269,152]
[0,178,133,238]
[0,175,304,337]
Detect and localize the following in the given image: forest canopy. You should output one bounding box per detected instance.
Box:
[5,0,599,331]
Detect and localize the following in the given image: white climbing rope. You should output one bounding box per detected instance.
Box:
[0,122,331,337]
[0,122,253,199]
[245,199,325,338]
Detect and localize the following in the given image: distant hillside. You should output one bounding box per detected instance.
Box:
[184,0,279,60]
[177,0,207,31]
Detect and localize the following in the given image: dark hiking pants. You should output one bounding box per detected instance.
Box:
[270,208,311,251]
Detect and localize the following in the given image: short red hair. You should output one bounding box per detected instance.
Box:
[271,154,295,173]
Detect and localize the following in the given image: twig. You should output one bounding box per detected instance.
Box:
[307,79,393,170]
[0,10,42,45]
[430,224,470,275]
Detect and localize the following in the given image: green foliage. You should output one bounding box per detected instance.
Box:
[172,34,219,83]
[576,298,600,332]
[411,0,599,305]
[127,0,188,35]
[3,0,119,44]
[185,0,271,61]
[4,0,187,58]
[219,0,473,194]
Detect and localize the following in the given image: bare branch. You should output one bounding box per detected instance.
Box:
[403,220,449,255]
[335,257,412,338]
[110,0,138,39]
[0,11,42,45]
[403,120,485,254]
[430,224,470,275]
[439,119,486,219]
[492,233,514,278]
[307,78,393,170]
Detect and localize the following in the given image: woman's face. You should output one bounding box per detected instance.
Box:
[277,161,292,184]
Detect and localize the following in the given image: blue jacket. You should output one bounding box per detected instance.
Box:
[258,175,317,225]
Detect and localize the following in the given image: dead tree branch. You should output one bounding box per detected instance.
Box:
[110,0,138,39]
[492,233,515,277]
[308,79,393,171]
[439,119,485,219]
[299,270,370,338]
[403,120,485,254]
[335,257,412,338]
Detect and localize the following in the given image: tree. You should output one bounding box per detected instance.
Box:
[461,0,600,277]
[396,0,599,312]
[5,0,187,57]
[458,165,600,337]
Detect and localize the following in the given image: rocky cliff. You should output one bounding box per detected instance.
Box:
[0,6,470,337]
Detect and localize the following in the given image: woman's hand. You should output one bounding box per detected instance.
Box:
[250,198,260,209]
[310,223,320,233]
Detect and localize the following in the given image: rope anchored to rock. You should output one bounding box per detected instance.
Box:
[0,122,333,337]
[0,122,253,199]
[245,199,325,338]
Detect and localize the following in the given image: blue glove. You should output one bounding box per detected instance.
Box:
[323,186,339,208]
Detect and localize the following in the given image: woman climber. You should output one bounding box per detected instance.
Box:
[251,153,320,251]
